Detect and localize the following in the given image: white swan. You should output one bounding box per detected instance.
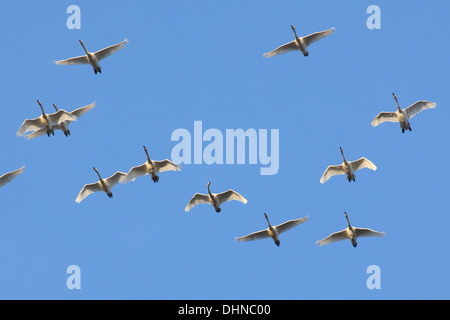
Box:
[316,212,385,247]
[263,25,335,58]
[185,182,247,213]
[75,167,126,203]
[320,147,377,183]
[235,213,309,247]
[25,102,96,139]
[122,146,181,184]
[54,39,128,74]
[0,166,25,189]
[371,93,436,133]
[16,100,78,138]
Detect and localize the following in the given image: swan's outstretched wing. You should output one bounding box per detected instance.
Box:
[0,166,25,189]
[105,172,126,187]
[404,101,436,119]
[16,117,44,136]
[122,163,148,184]
[153,159,182,173]
[350,157,377,173]
[75,182,102,203]
[25,124,63,140]
[263,40,297,58]
[185,193,210,212]
[371,112,398,127]
[302,27,335,47]
[70,102,96,118]
[54,55,89,65]
[316,229,348,246]
[47,110,78,125]
[320,164,345,184]
[94,39,129,61]
[355,228,385,238]
[216,189,247,205]
[275,216,309,234]
[235,229,270,243]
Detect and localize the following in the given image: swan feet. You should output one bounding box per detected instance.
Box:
[94,67,102,74]
[64,130,71,137]
[107,192,113,198]
[215,208,221,213]
[303,52,309,57]
[152,175,160,183]
[275,240,280,247]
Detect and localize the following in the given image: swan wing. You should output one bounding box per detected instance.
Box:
[94,39,129,61]
[75,182,102,203]
[0,166,25,188]
[235,229,270,242]
[316,229,349,246]
[371,112,398,127]
[404,101,436,119]
[54,55,89,65]
[275,216,309,234]
[355,227,385,238]
[302,27,335,47]
[320,164,345,184]
[47,110,78,125]
[16,117,44,136]
[216,189,247,205]
[263,40,297,58]
[122,163,148,184]
[350,157,377,172]
[105,171,126,187]
[152,159,182,173]
[70,102,96,118]
[25,124,62,140]
[184,193,210,212]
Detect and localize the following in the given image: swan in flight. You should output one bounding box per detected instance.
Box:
[263,25,335,58]
[235,213,309,247]
[371,93,436,133]
[0,166,25,189]
[75,167,126,203]
[122,146,181,184]
[54,39,128,74]
[185,182,247,213]
[316,212,385,247]
[320,147,377,183]
[25,102,96,139]
[16,100,78,138]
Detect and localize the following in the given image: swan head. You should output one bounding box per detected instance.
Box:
[93,167,98,172]
[207,182,211,187]
[290,25,295,31]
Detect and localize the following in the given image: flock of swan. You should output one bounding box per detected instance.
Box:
[5,25,437,249]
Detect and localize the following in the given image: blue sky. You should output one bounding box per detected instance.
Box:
[0,1,449,299]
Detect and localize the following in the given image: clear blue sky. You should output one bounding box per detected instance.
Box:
[0,0,448,299]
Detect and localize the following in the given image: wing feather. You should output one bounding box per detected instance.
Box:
[235,229,270,242]
[216,189,247,205]
[153,159,182,173]
[185,193,210,212]
[0,166,25,188]
[302,27,335,47]
[54,55,89,65]
[371,112,398,127]
[275,216,309,234]
[122,163,149,184]
[75,182,102,203]
[94,39,129,61]
[263,41,297,58]
[350,157,377,172]
[320,164,345,184]
[316,229,349,246]
[404,101,436,119]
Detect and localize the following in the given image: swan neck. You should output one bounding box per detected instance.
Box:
[79,40,89,54]
[53,104,58,112]
[143,146,151,163]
